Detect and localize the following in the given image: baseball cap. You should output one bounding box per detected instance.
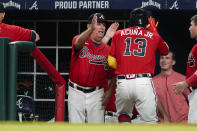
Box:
[0,2,5,13]
[88,13,108,24]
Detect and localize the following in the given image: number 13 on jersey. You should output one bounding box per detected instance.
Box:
[124,37,147,57]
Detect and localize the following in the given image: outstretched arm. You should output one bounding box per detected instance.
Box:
[173,70,197,94]
[102,78,116,106]
[74,14,97,50]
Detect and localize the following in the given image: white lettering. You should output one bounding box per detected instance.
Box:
[141,0,161,9]
[105,1,109,8]
[121,30,125,36]
[121,29,153,39]
[3,0,21,10]
[78,1,83,8]
[138,30,142,36]
[144,32,153,38]
[196,1,197,9]
[79,1,109,9]
[55,1,77,9]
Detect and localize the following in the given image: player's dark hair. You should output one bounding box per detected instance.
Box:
[169,51,175,60]
[161,51,175,60]
[129,8,149,28]
[191,15,197,26]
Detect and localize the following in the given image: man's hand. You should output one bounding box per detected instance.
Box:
[74,13,98,50]
[173,81,189,94]
[102,78,116,106]
[102,90,112,106]
[105,22,119,38]
[89,13,98,31]
[102,22,119,44]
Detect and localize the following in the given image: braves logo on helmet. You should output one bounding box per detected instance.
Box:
[16,95,35,114]
[16,95,38,121]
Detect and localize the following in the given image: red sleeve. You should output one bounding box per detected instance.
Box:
[10,25,33,41]
[71,35,79,55]
[157,36,169,55]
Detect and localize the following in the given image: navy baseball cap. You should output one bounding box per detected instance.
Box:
[88,13,108,24]
[0,2,5,13]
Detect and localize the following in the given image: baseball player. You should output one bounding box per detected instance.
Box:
[68,13,115,123]
[108,8,169,123]
[0,2,39,42]
[173,14,197,124]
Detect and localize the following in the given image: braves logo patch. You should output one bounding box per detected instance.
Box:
[188,53,195,67]
[79,46,108,70]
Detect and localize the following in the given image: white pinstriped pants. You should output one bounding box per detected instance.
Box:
[115,77,158,123]
[188,89,197,123]
[68,85,104,123]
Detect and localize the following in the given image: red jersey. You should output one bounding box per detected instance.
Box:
[69,35,114,87]
[0,23,35,42]
[110,26,168,75]
[153,71,189,122]
[186,44,197,85]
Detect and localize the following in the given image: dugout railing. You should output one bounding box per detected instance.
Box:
[0,38,65,121]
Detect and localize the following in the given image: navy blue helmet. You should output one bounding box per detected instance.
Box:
[129,8,149,28]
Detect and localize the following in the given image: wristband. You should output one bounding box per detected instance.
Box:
[186,74,197,87]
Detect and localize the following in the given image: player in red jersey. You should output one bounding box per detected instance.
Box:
[173,14,197,123]
[68,13,116,123]
[0,3,39,42]
[108,8,169,123]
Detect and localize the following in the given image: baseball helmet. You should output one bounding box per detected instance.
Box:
[129,8,149,28]
[16,95,36,121]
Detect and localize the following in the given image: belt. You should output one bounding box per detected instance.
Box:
[117,73,152,79]
[105,111,117,117]
[69,81,103,93]
[189,85,197,92]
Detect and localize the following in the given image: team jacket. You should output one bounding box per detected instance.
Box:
[69,35,114,87]
[153,70,189,122]
[0,23,35,42]
[110,26,169,75]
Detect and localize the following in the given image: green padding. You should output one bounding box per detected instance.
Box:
[0,38,11,121]
[7,41,35,120]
